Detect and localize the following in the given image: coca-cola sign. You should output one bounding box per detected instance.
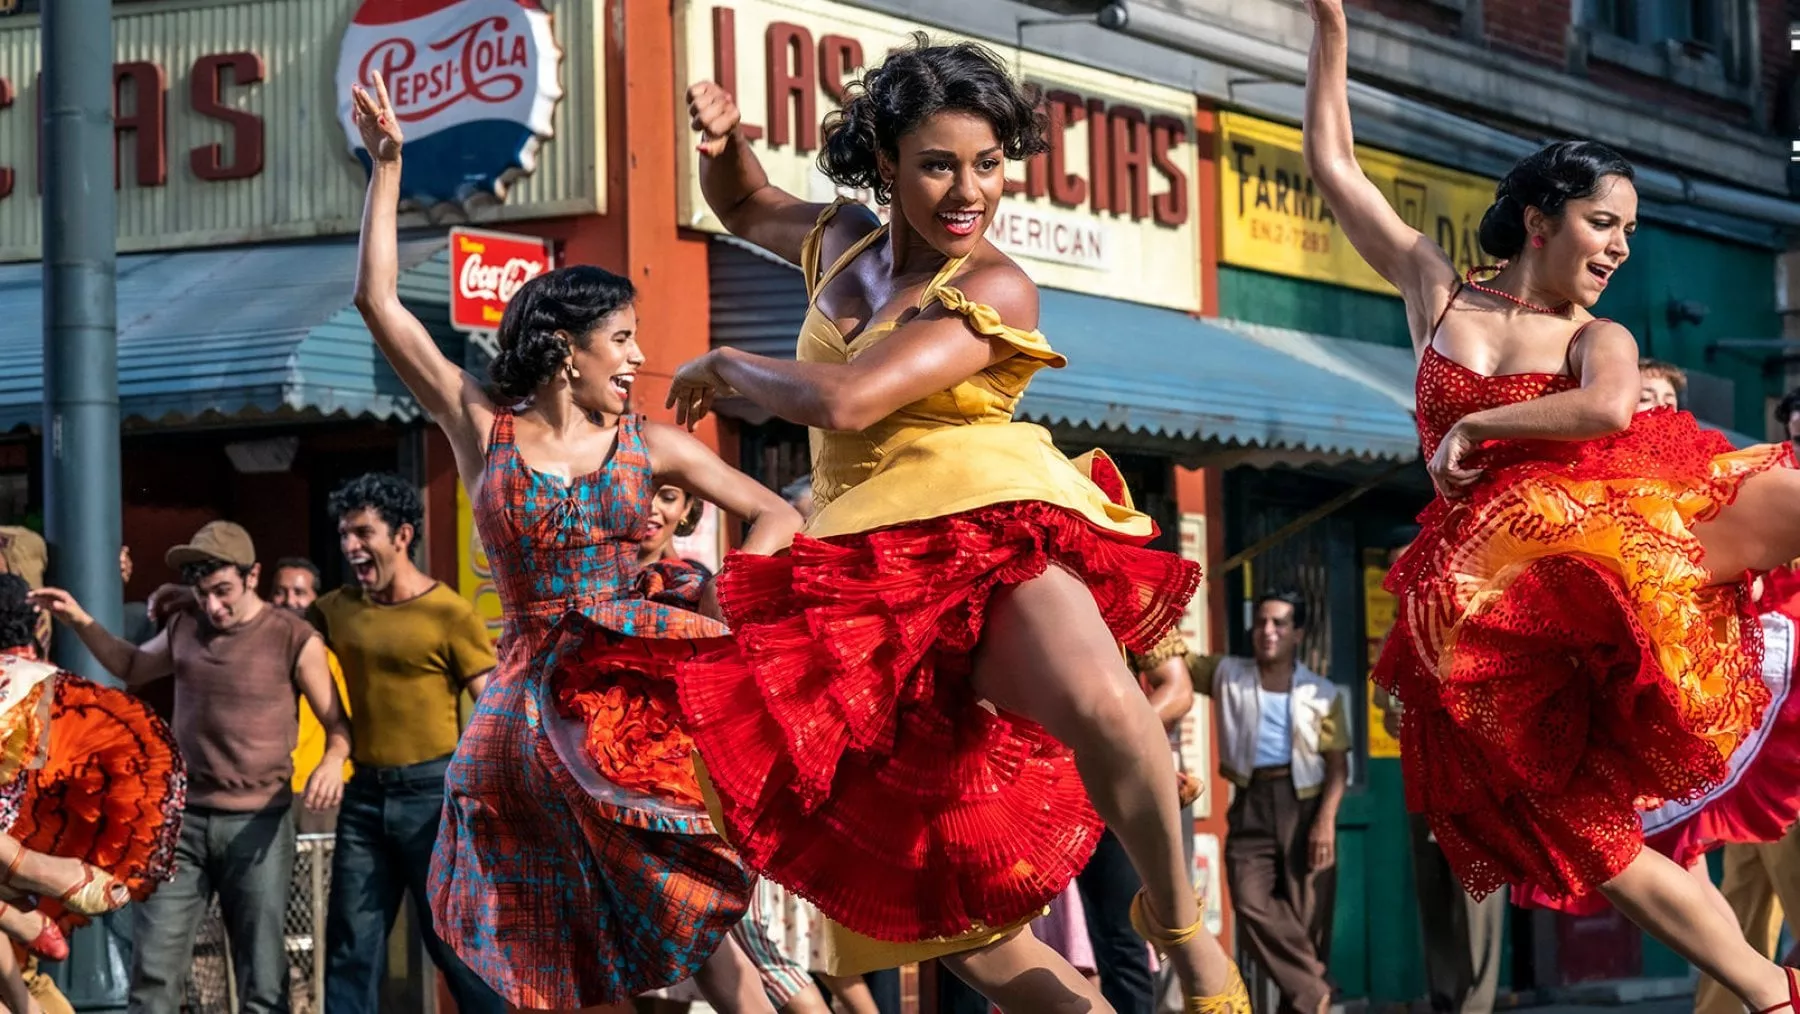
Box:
[448,227,553,332]
[336,0,562,209]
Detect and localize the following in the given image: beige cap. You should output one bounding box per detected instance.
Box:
[0,527,46,589]
[166,521,256,569]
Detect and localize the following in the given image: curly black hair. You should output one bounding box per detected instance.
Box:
[489,266,637,401]
[1478,140,1635,260]
[0,573,35,652]
[328,472,423,538]
[818,35,1049,205]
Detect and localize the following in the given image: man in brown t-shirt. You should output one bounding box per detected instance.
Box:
[35,521,350,1014]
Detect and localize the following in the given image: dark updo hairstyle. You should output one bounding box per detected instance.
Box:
[818,34,1050,205]
[1477,140,1636,260]
[489,266,637,401]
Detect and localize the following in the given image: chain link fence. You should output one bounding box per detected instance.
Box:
[184,834,334,1014]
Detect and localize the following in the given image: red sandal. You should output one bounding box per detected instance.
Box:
[1755,968,1800,1014]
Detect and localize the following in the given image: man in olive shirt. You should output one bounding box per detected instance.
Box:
[311,474,500,1014]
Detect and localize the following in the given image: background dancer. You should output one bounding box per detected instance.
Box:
[1304,0,1800,1008]
[0,574,184,1014]
[347,73,803,1013]
[582,39,1244,1013]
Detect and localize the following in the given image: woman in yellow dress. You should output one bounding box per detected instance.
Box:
[568,38,1243,1014]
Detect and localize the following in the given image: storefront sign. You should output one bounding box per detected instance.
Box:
[674,0,1201,311]
[1218,113,1495,296]
[337,0,563,209]
[449,226,554,332]
[0,0,604,262]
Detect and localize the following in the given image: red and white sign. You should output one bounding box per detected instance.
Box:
[337,0,563,209]
[449,226,553,332]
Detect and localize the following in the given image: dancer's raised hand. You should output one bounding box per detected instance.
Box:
[351,71,404,163]
[667,351,734,430]
[688,81,742,157]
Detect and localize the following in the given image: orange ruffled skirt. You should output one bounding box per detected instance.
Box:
[1376,409,1796,907]
[5,669,185,929]
[559,499,1199,942]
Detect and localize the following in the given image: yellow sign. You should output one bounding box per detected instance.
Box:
[1218,113,1496,296]
[456,484,504,642]
[674,0,1201,311]
[1363,564,1402,759]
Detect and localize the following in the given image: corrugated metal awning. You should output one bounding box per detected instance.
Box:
[709,238,1423,463]
[0,237,450,431]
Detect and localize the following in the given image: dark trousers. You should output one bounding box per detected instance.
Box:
[323,756,503,1014]
[1410,815,1504,1014]
[864,967,902,1014]
[1077,828,1155,1014]
[1226,773,1335,1014]
[129,803,296,1014]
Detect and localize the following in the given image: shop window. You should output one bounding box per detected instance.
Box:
[1584,0,1756,96]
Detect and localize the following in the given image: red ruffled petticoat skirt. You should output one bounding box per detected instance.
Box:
[1515,589,1800,916]
[558,500,1199,942]
[10,671,186,929]
[1376,410,1796,908]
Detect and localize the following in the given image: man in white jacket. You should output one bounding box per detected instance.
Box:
[1190,591,1348,1014]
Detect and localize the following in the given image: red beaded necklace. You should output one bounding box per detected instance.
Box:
[1464,266,1572,317]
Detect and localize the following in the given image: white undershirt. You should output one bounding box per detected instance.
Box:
[1253,687,1292,768]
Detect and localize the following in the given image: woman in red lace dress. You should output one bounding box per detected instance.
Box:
[1304,1,1800,1008]
[347,75,803,1012]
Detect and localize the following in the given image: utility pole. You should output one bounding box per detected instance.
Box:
[42,0,130,1009]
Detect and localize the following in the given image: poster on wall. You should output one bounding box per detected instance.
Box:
[1217,112,1496,296]
[1193,832,1224,937]
[1364,563,1402,759]
[456,483,505,640]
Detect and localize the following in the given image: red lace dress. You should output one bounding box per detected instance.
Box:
[1516,566,1800,915]
[1376,342,1795,908]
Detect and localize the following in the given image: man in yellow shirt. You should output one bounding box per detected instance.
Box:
[310,475,500,1014]
[274,558,354,835]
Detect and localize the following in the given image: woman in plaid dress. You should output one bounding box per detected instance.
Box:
[348,76,804,1011]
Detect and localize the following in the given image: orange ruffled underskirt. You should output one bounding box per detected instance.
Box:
[8,671,186,930]
[1376,409,1796,907]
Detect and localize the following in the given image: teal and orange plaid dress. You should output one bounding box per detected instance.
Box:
[428,410,749,1010]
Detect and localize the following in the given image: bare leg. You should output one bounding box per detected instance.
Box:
[0,903,59,961]
[693,936,779,1014]
[0,942,37,1014]
[1601,848,1789,1009]
[1686,857,1741,930]
[0,836,125,914]
[939,927,1114,1014]
[1696,469,1800,582]
[817,975,881,1014]
[972,568,1234,1000]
